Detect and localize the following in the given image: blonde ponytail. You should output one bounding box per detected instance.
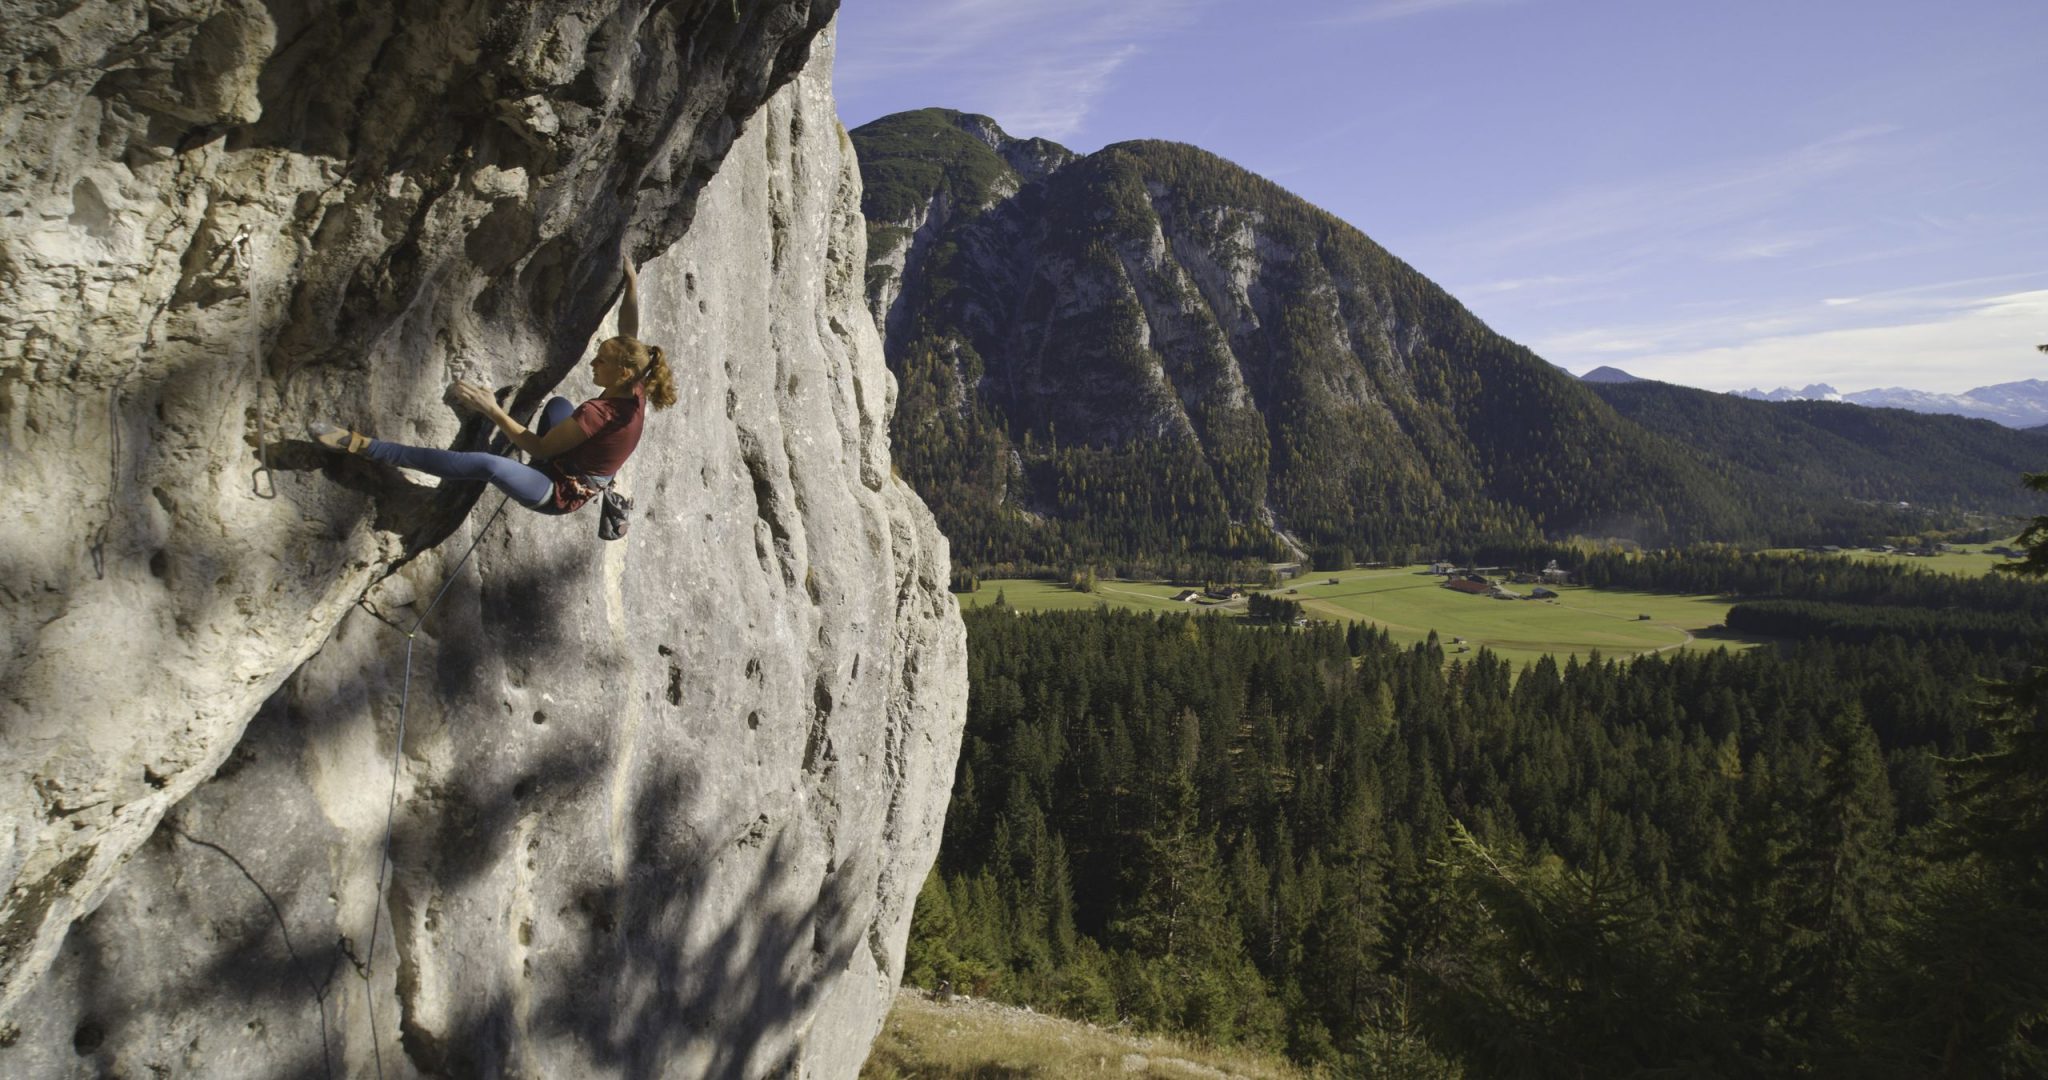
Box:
[606,335,678,410]
[641,344,677,410]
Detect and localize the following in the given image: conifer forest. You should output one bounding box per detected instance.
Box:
[904,548,2048,1077]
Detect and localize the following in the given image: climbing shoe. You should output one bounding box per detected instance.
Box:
[308,421,369,455]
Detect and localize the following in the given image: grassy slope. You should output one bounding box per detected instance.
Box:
[958,567,1751,669]
[863,990,1307,1080]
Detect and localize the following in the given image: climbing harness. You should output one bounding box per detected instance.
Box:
[358,491,512,1080]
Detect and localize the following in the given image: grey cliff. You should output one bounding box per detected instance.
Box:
[0,1,965,1076]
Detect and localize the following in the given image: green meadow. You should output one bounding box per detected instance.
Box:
[958,566,1752,669]
[956,577,1210,615]
[1763,542,2022,578]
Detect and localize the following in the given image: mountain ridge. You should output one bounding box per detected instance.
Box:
[1580,365,1644,384]
[853,109,2028,570]
[1591,380,2044,517]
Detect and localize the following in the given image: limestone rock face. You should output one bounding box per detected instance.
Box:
[0,2,966,1075]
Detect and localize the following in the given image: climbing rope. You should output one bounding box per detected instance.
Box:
[169,822,341,1079]
[89,385,121,580]
[359,491,512,1080]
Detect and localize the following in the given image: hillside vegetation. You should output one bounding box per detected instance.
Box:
[1589,380,2044,519]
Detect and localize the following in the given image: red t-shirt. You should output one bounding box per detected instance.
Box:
[552,391,644,478]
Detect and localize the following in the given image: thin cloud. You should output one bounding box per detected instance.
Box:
[1429,126,1906,265]
[836,0,1063,83]
[1460,272,1603,297]
[999,45,1143,140]
[1707,228,1839,263]
[1321,0,1521,25]
[1810,271,2048,310]
[836,0,1209,141]
[1536,307,1814,359]
[1453,268,1645,319]
[1571,289,2048,394]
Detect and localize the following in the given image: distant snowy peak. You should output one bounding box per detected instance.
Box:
[1729,378,2048,428]
[1846,380,2048,427]
[1579,365,1643,383]
[1734,384,1842,403]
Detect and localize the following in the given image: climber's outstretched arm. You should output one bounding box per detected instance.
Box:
[447,381,588,460]
[619,255,639,341]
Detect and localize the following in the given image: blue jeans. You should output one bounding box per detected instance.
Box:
[363,397,573,510]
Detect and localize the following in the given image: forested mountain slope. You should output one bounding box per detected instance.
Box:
[1590,380,2046,517]
[853,110,2007,571]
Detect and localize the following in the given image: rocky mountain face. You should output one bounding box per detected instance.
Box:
[852,110,1862,568]
[0,4,965,1077]
[857,108,1075,347]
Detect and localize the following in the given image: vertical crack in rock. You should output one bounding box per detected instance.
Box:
[739,430,799,586]
[803,677,836,777]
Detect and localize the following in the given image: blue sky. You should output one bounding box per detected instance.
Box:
[834,0,2047,394]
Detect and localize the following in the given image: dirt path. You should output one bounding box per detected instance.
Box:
[1573,603,1695,655]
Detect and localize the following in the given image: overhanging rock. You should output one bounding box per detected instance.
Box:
[0,3,965,1075]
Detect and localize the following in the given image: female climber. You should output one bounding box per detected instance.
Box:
[310,259,676,515]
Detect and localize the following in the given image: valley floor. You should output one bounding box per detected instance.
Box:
[957,566,1754,669]
[1762,539,2021,578]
